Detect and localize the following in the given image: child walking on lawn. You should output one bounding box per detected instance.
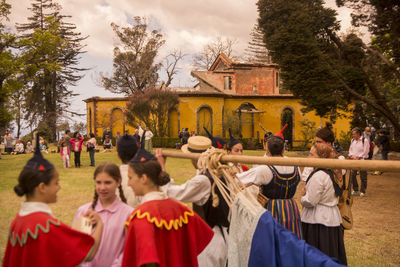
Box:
[60,141,70,168]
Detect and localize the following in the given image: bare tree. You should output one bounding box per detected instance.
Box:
[193,36,238,70]
[161,50,186,87]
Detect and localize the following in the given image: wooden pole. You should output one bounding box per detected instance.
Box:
[161,150,400,172]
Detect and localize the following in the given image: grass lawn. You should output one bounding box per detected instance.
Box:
[0,148,399,266]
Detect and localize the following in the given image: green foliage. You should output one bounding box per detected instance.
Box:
[152,137,181,148]
[101,17,165,95]
[240,138,263,150]
[390,140,400,153]
[222,109,241,138]
[0,0,19,132]
[72,122,86,134]
[299,119,317,148]
[126,88,179,137]
[257,0,400,134]
[338,130,352,151]
[16,0,88,141]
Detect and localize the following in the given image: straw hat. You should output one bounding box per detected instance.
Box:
[181,136,212,154]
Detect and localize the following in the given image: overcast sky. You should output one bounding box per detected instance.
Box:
[7,0,354,130]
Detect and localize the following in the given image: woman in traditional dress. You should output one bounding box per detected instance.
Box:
[237,129,303,239]
[301,126,347,265]
[2,133,103,267]
[122,148,214,267]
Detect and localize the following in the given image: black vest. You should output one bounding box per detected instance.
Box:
[193,170,230,228]
[261,166,300,199]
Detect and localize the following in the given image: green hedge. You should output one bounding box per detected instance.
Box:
[152,137,181,148]
[390,140,400,152]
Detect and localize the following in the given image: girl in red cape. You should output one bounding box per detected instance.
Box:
[122,148,214,267]
[2,133,103,267]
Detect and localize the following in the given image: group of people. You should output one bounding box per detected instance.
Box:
[1,131,34,156]
[178,128,196,146]
[4,121,393,266]
[4,132,214,267]
[349,126,391,197]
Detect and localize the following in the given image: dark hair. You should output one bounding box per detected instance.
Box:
[90,133,95,138]
[352,127,362,136]
[14,168,55,197]
[129,160,170,187]
[73,131,80,138]
[267,136,284,156]
[91,162,126,209]
[119,150,138,164]
[65,130,70,134]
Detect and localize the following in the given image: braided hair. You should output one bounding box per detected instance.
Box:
[91,162,127,210]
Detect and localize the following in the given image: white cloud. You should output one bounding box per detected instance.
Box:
[6,0,356,130]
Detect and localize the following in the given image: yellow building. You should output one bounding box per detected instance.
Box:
[84,54,351,147]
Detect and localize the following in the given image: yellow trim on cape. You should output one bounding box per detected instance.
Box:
[125,209,195,231]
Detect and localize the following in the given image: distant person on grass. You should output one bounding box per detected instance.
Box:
[87,133,97,167]
[2,133,103,267]
[69,132,85,168]
[60,141,70,168]
[103,135,112,150]
[73,162,133,267]
[349,127,370,197]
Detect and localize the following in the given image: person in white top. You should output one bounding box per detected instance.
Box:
[156,136,229,267]
[141,126,154,152]
[301,126,347,265]
[13,139,25,154]
[348,127,370,197]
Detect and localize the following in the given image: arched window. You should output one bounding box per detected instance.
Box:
[111,107,124,137]
[281,107,294,148]
[197,105,213,135]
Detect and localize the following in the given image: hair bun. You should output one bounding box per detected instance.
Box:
[157,171,170,186]
[14,184,25,197]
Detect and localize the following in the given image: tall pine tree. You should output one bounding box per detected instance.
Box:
[17,0,87,141]
[0,0,19,133]
[245,24,271,64]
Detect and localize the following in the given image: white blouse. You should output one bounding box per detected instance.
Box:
[301,170,342,227]
[164,170,211,206]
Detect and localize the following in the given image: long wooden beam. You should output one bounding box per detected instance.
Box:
[161,150,400,172]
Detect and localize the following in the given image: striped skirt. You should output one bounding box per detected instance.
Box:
[265,198,303,239]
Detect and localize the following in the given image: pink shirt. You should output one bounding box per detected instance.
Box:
[73,198,133,267]
[349,137,370,159]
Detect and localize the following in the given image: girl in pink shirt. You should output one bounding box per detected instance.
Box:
[74,162,133,267]
[69,132,85,168]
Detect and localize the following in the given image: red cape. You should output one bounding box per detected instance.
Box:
[122,198,214,267]
[2,212,94,267]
